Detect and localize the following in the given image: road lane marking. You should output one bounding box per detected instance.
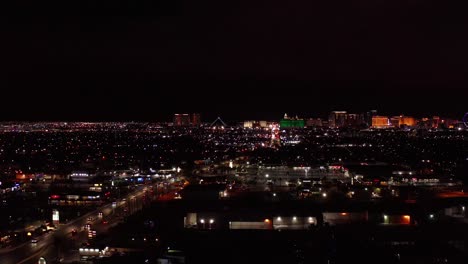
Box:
[16,245,47,264]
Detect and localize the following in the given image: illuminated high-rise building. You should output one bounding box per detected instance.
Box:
[390,115,417,128]
[190,113,201,126]
[390,116,400,127]
[243,121,254,128]
[345,113,364,128]
[363,110,378,127]
[432,116,440,128]
[270,123,281,147]
[328,111,347,128]
[173,114,190,126]
[441,118,459,129]
[280,113,305,128]
[306,118,323,127]
[399,116,416,127]
[372,116,390,128]
[244,120,268,128]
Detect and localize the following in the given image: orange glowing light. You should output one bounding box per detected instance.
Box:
[264,219,270,223]
[341,212,348,216]
[372,116,390,128]
[402,215,411,224]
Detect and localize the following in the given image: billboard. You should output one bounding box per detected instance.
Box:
[52,209,59,225]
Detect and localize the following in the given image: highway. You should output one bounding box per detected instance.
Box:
[0,184,153,264]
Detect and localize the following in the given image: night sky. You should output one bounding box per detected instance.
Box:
[1,0,467,121]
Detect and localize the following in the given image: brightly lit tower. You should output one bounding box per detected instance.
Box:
[270,123,281,147]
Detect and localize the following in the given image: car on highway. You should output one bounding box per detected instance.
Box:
[31,238,38,244]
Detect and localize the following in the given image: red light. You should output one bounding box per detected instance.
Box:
[50,195,60,199]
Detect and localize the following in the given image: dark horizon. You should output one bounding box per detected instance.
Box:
[2,0,468,121]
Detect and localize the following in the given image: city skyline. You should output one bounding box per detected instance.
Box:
[2,0,468,263]
[0,85,466,122]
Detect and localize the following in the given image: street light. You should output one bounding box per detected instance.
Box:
[209,219,214,229]
[200,219,206,229]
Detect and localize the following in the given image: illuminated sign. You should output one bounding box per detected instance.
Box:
[52,209,59,224]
